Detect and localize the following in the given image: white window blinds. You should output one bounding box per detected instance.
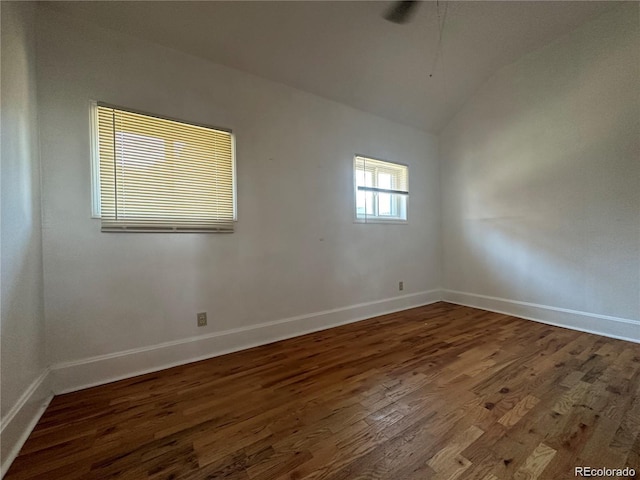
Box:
[354,155,408,223]
[95,104,235,232]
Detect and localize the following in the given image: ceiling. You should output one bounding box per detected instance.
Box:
[43,1,618,133]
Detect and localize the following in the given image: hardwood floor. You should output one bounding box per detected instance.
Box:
[6,302,640,479]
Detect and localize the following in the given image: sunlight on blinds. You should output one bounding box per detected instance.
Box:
[96,105,235,232]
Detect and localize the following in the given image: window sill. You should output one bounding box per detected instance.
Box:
[354,218,408,225]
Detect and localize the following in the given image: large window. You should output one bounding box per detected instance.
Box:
[92,103,236,232]
[354,155,408,223]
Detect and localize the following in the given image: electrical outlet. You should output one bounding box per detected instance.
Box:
[399,281,404,291]
[197,312,207,327]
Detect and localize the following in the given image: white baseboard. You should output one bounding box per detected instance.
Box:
[52,289,443,395]
[1,369,53,479]
[442,290,640,344]
[6,290,635,478]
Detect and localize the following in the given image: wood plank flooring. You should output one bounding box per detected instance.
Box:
[6,302,640,479]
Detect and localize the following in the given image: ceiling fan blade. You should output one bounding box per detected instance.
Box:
[384,1,419,24]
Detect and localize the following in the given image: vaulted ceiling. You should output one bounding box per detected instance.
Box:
[44,1,618,132]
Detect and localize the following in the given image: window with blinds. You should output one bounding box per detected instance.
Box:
[354,155,408,223]
[92,103,236,232]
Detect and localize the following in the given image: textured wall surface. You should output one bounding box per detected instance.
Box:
[440,4,639,321]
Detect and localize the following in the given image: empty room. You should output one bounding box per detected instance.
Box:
[1,1,639,479]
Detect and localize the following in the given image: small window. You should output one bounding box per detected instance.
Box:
[354,155,408,223]
[91,103,236,232]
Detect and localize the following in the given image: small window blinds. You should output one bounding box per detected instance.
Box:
[96,104,235,232]
[354,155,408,222]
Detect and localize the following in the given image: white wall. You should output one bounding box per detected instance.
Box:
[1,3,637,473]
[0,2,52,474]
[36,10,441,389]
[440,4,640,334]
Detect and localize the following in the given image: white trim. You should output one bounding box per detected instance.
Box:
[1,369,53,478]
[231,132,237,221]
[353,154,409,224]
[89,100,101,218]
[442,290,640,344]
[5,291,635,477]
[52,290,442,394]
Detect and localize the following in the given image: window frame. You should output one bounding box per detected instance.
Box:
[89,101,237,231]
[353,154,409,224]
